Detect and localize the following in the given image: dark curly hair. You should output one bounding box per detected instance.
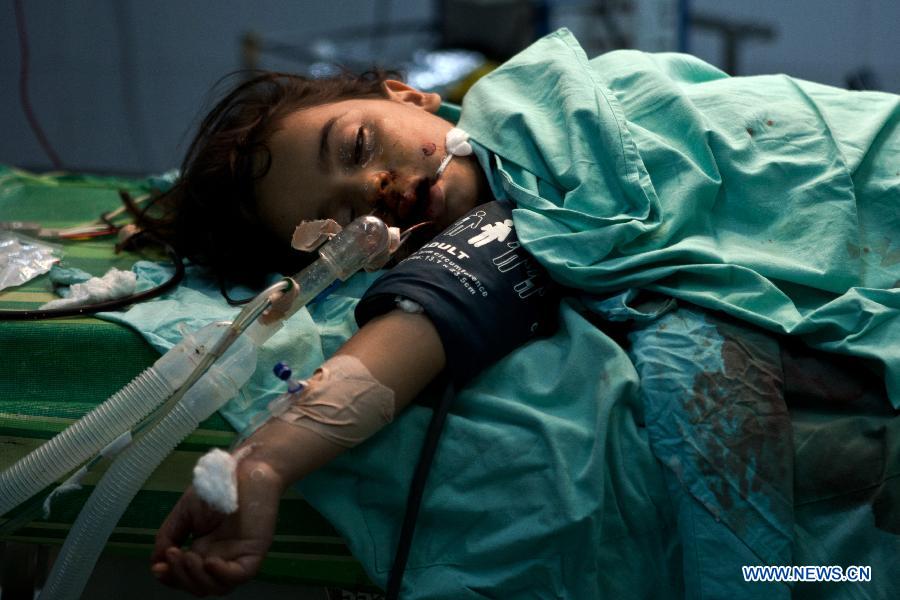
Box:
[129,69,400,297]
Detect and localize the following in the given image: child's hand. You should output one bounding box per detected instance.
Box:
[150,460,284,597]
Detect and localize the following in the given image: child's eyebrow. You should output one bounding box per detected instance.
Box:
[319,115,339,172]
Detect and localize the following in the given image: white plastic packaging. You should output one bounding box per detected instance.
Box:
[0,231,60,291]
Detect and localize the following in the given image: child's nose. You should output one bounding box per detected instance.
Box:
[366,170,410,216]
[366,171,391,208]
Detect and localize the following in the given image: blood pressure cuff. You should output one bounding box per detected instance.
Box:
[355,201,558,383]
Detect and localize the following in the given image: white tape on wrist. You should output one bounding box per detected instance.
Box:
[276,354,395,448]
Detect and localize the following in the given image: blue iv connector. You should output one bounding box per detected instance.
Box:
[273,362,306,394]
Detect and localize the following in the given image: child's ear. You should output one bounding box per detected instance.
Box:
[382,80,442,113]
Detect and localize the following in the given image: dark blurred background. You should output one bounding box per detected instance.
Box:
[2,0,898,175]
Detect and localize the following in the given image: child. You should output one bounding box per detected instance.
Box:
[148,29,900,597]
[146,50,512,599]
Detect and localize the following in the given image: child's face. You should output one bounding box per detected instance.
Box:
[255,81,489,245]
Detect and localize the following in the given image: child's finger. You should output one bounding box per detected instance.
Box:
[204,555,257,588]
[202,556,245,591]
[184,550,229,597]
[152,496,192,562]
[165,547,204,597]
[150,561,173,587]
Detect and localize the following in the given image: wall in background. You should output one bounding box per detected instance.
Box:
[2,0,897,174]
[0,0,433,174]
[688,0,899,89]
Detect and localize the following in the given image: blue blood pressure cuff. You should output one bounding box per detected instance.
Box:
[355,201,558,383]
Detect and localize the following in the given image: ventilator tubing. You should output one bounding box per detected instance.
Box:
[0,322,228,517]
[37,215,393,600]
[38,331,258,600]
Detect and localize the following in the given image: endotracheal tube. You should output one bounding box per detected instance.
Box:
[25,215,394,600]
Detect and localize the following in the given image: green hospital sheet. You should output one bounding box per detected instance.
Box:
[458,29,900,405]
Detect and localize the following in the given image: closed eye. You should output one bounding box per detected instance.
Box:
[354,126,365,164]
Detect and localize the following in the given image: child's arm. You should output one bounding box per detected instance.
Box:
[150,310,445,596]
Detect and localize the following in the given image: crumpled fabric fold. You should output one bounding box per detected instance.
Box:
[41,268,136,309]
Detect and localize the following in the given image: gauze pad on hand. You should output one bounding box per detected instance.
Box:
[192,445,255,514]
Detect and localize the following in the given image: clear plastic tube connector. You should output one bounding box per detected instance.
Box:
[318,215,391,279]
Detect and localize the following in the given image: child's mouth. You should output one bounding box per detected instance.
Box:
[382,176,444,231]
[425,181,444,222]
[407,177,443,226]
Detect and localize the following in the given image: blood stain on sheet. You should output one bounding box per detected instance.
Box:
[685,319,791,536]
[422,142,436,156]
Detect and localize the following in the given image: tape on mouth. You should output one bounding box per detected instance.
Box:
[291,219,343,252]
